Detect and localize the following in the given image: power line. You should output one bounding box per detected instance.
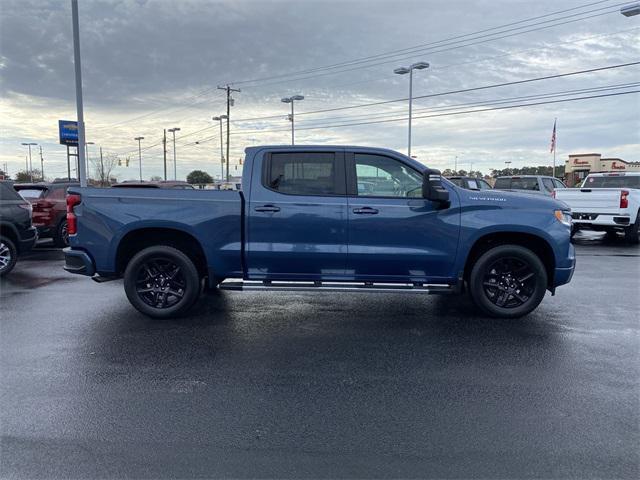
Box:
[225,90,639,136]
[229,0,618,86]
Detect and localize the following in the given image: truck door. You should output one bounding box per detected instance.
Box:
[247,150,348,279]
[346,151,460,282]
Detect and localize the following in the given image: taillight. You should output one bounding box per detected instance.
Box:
[66,194,81,235]
[620,190,629,209]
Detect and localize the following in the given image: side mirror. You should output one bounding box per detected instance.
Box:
[422,169,450,207]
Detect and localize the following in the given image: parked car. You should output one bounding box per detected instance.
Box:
[494,175,566,196]
[447,176,493,190]
[63,145,575,320]
[0,181,38,276]
[554,172,640,243]
[14,181,79,247]
[112,180,194,189]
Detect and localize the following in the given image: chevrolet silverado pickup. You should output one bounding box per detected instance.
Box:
[554,172,640,243]
[63,146,575,319]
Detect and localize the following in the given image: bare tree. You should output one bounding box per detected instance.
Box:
[90,151,120,186]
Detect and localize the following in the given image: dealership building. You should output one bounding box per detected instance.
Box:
[564,153,640,186]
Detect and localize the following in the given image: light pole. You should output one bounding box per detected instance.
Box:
[212,115,227,181]
[134,136,144,181]
[168,127,180,180]
[85,141,94,174]
[281,95,304,145]
[504,160,512,174]
[21,142,37,181]
[394,62,429,158]
[71,0,87,187]
[454,155,458,173]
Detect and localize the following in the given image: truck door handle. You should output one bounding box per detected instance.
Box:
[353,207,379,215]
[254,205,280,213]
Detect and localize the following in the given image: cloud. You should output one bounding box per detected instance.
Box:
[0,0,638,180]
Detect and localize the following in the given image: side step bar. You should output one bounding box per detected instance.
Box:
[219,280,457,294]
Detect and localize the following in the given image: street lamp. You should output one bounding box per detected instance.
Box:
[212,115,228,181]
[394,61,429,158]
[134,136,144,181]
[168,127,180,180]
[281,95,304,145]
[504,160,512,175]
[21,142,37,181]
[621,3,640,16]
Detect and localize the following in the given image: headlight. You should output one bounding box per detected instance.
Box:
[554,209,572,227]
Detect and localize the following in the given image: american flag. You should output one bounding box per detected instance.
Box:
[550,119,557,153]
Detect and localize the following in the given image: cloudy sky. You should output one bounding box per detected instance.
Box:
[1,0,638,181]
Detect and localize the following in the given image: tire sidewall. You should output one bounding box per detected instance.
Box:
[469,245,548,318]
[54,218,69,247]
[624,210,640,244]
[123,245,200,318]
[0,235,18,277]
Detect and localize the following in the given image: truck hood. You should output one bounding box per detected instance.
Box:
[458,187,569,211]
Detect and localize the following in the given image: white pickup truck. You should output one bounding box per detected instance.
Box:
[554,172,640,243]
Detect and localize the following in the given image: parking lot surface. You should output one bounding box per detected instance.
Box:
[1,232,639,479]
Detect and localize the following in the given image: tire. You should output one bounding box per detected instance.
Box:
[469,245,548,319]
[123,245,201,319]
[0,236,18,277]
[624,211,640,244]
[53,218,69,248]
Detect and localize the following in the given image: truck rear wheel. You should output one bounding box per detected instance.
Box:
[469,245,547,319]
[624,212,640,244]
[123,245,201,319]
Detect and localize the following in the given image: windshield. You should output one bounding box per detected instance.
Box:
[15,188,46,199]
[584,175,640,188]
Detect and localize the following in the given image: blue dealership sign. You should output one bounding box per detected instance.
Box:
[59,120,78,145]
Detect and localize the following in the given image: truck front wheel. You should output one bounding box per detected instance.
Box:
[123,245,201,319]
[469,245,548,319]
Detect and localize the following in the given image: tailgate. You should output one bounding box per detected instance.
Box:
[555,188,621,213]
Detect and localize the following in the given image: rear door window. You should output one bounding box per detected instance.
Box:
[265,152,343,196]
[494,178,511,189]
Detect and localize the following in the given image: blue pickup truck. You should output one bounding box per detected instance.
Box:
[63,146,575,319]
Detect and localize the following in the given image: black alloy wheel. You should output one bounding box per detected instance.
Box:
[135,257,186,309]
[482,257,536,309]
[469,244,547,318]
[123,245,201,318]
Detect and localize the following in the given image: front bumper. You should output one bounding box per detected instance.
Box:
[554,243,575,288]
[63,247,95,276]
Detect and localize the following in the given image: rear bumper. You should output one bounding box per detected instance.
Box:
[572,213,630,228]
[63,247,95,276]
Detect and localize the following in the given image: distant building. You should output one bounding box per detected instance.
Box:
[564,153,640,186]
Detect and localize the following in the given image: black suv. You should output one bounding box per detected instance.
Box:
[0,181,38,276]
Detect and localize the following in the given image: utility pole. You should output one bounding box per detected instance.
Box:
[39,146,44,180]
[163,129,167,181]
[99,146,104,186]
[21,143,37,181]
[134,136,144,181]
[218,85,240,181]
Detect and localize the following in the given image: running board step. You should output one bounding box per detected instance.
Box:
[219,280,456,294]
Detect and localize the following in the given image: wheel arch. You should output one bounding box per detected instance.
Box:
[463,231,556,289]
[115,227,208,278]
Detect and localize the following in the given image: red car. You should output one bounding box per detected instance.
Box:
[14,182,79,247]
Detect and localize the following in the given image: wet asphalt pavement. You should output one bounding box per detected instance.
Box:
[1,232,639,479]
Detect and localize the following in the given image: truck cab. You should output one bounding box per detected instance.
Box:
[64,145,576,320]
